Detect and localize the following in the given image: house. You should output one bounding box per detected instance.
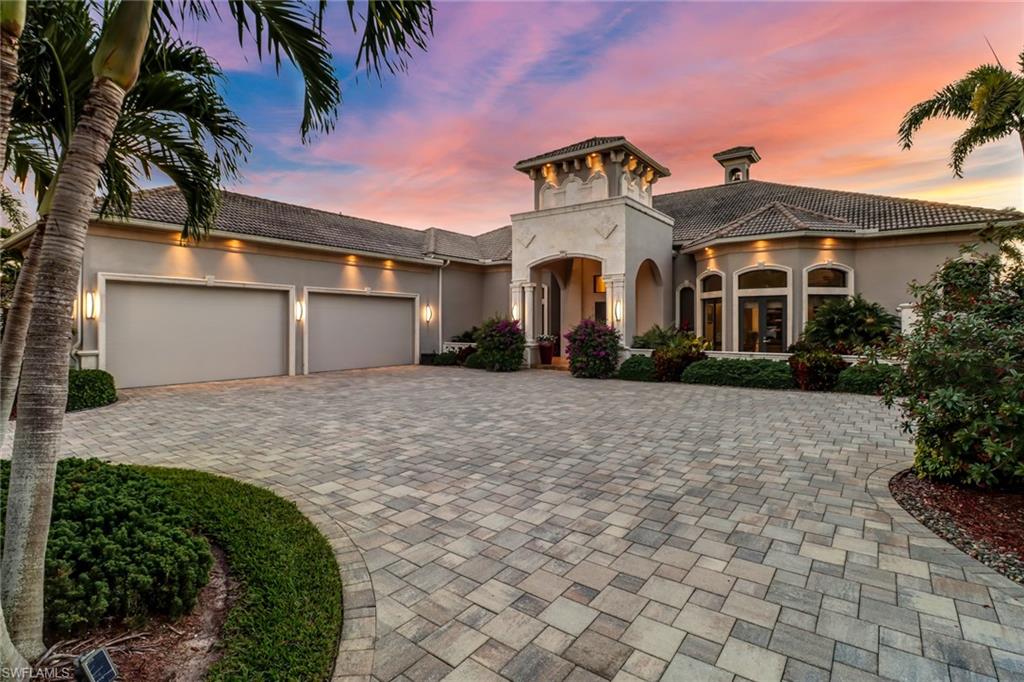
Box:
[3,136,1014,388]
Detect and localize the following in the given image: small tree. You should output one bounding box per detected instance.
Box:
[802,295,898,354]
[884,223,1024,487]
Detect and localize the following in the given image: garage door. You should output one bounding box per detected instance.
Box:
[105,281,290,388]
[307,293,415,373]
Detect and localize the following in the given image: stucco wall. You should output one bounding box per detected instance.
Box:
[480,266,512,320]
[441,264,484,342]
[80,225,443,372]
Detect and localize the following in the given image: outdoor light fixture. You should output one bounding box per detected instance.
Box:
[294,300,305,321]
[84,291,100,319]
[614,300,623,322]
[423,304,433,323]
[76,647,118,682]
[511,303,521,321]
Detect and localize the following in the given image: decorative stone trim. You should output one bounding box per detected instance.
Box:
[865,461,1024,603]
[440,341,474,353]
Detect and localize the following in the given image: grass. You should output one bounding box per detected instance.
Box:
[143,467,343,681]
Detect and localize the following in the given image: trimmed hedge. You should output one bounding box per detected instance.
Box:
[0,459,211,637]
[616,355,655,382]
[681,358,795,390]
[463,351,486,370]
[432,351,458,366]
[835,363,901,395]
[145,467,343,681]
[67,369,117,411]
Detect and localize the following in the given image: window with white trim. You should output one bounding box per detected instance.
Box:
[698,273,723,351]
[804,265,853,323]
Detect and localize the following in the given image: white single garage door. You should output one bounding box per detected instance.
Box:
[105,281,290,388]
[307,292,415,373]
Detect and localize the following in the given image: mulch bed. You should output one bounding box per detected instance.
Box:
[890,469,1024,584]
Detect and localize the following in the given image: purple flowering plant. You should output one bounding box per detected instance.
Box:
[475,316,526,372]
[564,319,621,378]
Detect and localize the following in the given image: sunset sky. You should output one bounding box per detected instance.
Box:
[167,2,1021,233]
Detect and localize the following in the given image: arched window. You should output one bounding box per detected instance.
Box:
[677,286,695,333]
[803,263,854,326]
[697,272,724,351]
[730,168,743,182]
[734,266,790,353]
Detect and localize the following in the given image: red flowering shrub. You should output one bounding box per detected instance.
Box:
[564,319,621,379]
[475,317,526,372]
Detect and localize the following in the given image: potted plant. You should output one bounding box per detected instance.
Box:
[536,334,557,365]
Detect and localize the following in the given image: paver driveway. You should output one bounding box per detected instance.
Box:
[44,367,1024,681]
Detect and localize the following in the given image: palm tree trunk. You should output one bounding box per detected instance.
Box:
[0,222,46,428]
[0,0,25,164]
[2,78,127,661]
[0,605,27,678]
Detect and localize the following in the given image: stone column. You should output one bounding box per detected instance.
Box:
[523,282,537,343]
[604,273,626,331]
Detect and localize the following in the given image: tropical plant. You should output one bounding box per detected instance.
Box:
[474,317,526,372]
[899,48,1024,176]
[631,324,679,350]
[884,223,1024,487]
[1,0,434,663]
[564,319,620,379]
[802,295,898,354]
[681,358,795,390]
[1,0,250,439]
[652,334,708,382]
[0,0,25,165]
[616,354,655,382]
[789,349,848,391]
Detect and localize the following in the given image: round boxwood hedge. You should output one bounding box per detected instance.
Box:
[616,355,655,382]
[835,362,901,395]
[681,358,795,390]
[66,369,117,411]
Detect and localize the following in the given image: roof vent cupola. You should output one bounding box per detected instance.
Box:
[713,146,760,184]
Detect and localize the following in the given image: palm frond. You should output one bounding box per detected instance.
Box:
[348,0,434,78]
[950,122,1014,177]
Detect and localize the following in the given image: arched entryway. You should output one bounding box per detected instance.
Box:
[530,255,605,356]
[634,259,663,337]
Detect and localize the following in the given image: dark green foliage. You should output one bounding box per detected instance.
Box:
[802,295,898,354]
[681,358,795,390]
[835,363,902,395]
[885,226,1024,487]
[564,319,621,379]
[789,349,848,391]
[0,459,211,637]
[455,345,477,365]
[451,327,479,343]
[631,324,680,350]
[144,467,343,682]
[474,317,526,372]
[616,354,655,382]
[652,335,708,382]
[66,369,117,411]
[432,351,458,366]
[463,351,486,370]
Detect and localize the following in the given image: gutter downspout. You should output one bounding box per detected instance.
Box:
[70,263,83,369]
[437,259,449,352]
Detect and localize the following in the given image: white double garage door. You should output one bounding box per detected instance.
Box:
[104,279,417,388]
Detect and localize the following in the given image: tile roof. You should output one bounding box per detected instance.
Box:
[108,187,512,263]
[695,202,859,244]
[652,180,1017,245]
[514,136,626,167]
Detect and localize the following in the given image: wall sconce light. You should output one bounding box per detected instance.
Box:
[613,300,623,322]
[84,291,100,320]
[294,300,305,321]
[511,303,521,321]
[423,304,433,323]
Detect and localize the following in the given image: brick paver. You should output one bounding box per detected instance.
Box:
[17,366,1024,681]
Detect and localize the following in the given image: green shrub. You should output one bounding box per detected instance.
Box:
[474,317,526,372]
[463,351,486,370]
[884,226,1024,487]
[564,319,621,379]
[789,349,847,391]
[681,358,795,390]
[631,324,679,350]
[803,295,898,354]
[66,369,117,411]
[451,326,479,343]
[652,335,708,382]
[145,467,342,681]
[0,458,211,637]
[835,362,901,395]
[617,354,655,381]
[455,345,477,365]
[433,351,458,366]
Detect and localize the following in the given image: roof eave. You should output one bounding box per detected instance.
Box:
[514,139,671,177]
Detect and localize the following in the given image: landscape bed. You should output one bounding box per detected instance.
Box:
[890,469,1024,584]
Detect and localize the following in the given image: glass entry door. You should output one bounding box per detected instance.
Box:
[739,296,786,352]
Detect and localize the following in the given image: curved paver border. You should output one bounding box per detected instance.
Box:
[866,460,1024,602]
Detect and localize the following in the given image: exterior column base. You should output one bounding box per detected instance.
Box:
[524,342,538,368]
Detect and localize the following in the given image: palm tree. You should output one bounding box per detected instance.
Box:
[0,1,250,444]
[899,49,1024,177]
[0,0,26,164]
[2,0,434,663]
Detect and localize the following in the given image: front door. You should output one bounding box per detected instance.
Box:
[739,296,786,352]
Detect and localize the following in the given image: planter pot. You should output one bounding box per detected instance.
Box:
[538,343,554,365]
